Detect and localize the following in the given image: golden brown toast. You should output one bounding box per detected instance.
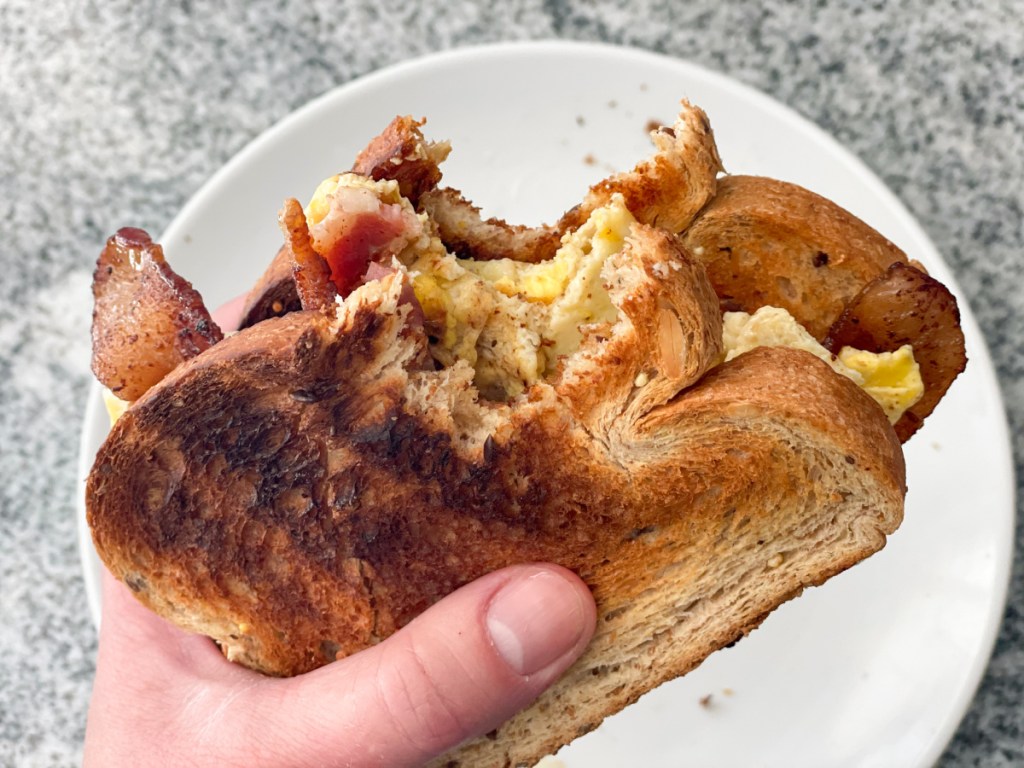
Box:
[680,175,965,442]
[680,174,909,339]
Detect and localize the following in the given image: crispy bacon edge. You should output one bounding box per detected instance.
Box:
[91,227,223,402]
[279,198,337,313]
[275,197,426,337]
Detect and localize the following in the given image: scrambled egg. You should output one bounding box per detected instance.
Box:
[305,174,341,226]
[459,202,626,356]
[308,175,634,400]
[723,306,923,423]
[103,389,129,425]
[837,345,924,424]
[304,173,409,226]
[409,199,630,399]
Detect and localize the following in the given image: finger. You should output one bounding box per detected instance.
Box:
[238,564,596,768]
[211,292,249,333]
[95,567,254,683]
[85,569,265,767]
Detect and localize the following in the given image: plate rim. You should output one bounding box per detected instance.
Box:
[74,38,1017,766]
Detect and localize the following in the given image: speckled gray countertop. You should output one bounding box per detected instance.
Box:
[1,1,1021,765]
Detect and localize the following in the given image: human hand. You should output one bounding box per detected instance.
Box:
[84,295,597,767]
[84,563,595,767]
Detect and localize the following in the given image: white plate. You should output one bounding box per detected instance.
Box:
[77,41,1014,767]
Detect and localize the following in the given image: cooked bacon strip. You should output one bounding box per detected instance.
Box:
[241,119,446,328]
[824,262,967,442]
[307,184,423,295]
[91,227,222,401]
[351,115,451,205]
[279,198,336,313]
[420,100,723,263]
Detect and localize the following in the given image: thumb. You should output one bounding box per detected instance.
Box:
[248,564,596,767]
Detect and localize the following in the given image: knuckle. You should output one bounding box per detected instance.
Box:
[376,637,473,755]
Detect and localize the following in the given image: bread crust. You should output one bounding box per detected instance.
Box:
[87,226,905,766]
[824,261,967,442]
[421,100,722,264]
[238,244,301,329]
[682,175,908,339]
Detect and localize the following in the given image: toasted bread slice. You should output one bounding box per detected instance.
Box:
[87,224,904,766]
[681,175,909,339]
[681,175,966,442]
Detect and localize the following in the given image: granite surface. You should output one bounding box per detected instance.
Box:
[1,1,1021,765]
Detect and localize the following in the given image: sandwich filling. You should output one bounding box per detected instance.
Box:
[723,307,923,424]
[308,175,923,423]
[308,173,627,401]
[102,174,924,425]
